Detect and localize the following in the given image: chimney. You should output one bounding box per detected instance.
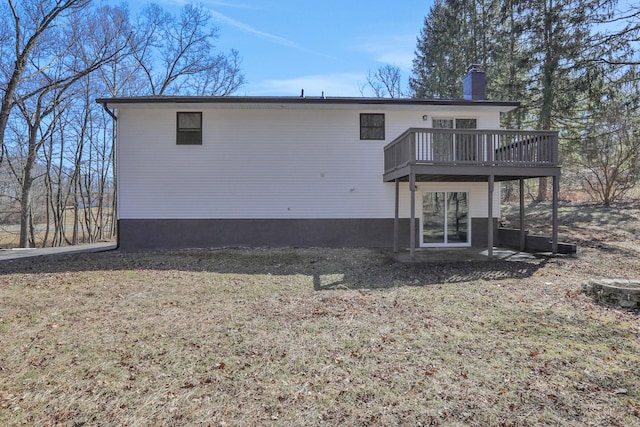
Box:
[463,64,485,100]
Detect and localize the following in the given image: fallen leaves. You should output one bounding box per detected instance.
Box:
[1,246,640,427]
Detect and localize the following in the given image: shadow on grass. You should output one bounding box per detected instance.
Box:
[312,259,549,290]
[576,239,640,257]
[0,247,553,291]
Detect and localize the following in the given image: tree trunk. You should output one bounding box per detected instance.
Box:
[536,0,557,202]
[19,126,38,248]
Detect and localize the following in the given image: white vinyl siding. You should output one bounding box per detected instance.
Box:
[116,103,504,220]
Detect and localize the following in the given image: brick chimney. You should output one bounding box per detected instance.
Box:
[463,64,486,100]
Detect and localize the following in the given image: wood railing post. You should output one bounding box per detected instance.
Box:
[517,134,523,164]
[410,130,416,164]
[519,178,525,251]
[409,172,416,260]
[552,175,559,254]
[394,179,399,253]
[487,132,494,164]
[488,174,494,259]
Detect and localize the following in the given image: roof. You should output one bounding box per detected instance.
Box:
[96,95,520,109]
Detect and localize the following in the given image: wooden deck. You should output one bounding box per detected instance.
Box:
[383,128,560,182]
[384,128,562,259]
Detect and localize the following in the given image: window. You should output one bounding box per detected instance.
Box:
[177,112,202,145]
[432,118,477,129]
[432,117,477,161]
[360,113,385,140]
[455,118,477,129]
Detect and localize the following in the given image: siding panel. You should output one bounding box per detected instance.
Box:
[117,104,503,219]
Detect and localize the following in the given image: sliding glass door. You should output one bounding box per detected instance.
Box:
[421,191,470,246]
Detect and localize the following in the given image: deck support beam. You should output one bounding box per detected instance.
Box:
[552,175,559,254]
[410,172,416,260]
[488,174,494,259]
[519,178,525,251]
[394,179,399,253]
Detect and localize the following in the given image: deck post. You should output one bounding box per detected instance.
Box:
[488,175,494,259]
[519,178,525,251]
[410,172,416,260]
[552,174,559,254]
[394,179,399,253]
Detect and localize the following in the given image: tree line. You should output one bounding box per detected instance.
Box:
[0,0,244,248]
[371,0,640,205]
[2,0,638,248]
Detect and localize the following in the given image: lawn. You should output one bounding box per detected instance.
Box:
[0,203,639,426]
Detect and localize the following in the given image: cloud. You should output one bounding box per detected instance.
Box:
[151,2,303,51]
[353,34,417,71]
[245,73,367,97]
[157,0,257,9]
[201,1,257,8]
[210,10,300,49]
[209,10,342,62]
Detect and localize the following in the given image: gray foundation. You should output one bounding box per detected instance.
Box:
[118,218,410,250]
[471,218,499,248]
[118,217,498,250]
[497,228,576,254]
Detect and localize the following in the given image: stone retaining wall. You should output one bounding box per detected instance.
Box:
[582,279,640,309]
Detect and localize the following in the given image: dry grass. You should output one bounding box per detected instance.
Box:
[501,200,640,248]
[0,207,115,248]
[1,202,639,426]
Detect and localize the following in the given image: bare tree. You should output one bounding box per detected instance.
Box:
[131,2,245,95]
[362,64,405,98]
[187,49,245,96]
[2,1,130,247]
[0,0,90,169]
[578,98,640,205]
[14,86,63,247]
[41,97,73,247]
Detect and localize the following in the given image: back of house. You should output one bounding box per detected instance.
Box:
[98,76,562,253]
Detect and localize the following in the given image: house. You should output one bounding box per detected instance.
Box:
[97,68,566,258]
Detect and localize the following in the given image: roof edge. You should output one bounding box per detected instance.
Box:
[95,95,520,108]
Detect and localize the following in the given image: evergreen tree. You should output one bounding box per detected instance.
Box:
[410,0,625,201]
[410,0,470,98]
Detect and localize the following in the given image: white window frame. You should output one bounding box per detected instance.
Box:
[420,189,472,248]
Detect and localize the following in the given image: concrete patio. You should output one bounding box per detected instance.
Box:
[0,242,116,261]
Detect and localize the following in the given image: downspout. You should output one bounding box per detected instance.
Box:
[100,102,120,250]
[101,102,117,121]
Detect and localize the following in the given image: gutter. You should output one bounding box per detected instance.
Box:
[100,101,117,121]
[95,95,521,110]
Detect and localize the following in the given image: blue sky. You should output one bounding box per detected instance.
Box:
[149,0,431,96]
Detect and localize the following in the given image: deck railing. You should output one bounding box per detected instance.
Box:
[384,128,559,174]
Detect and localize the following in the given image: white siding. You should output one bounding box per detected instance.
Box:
[116,103,504,219]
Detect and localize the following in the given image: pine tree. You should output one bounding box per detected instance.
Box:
[410,0,472,98]
[410,0,622,201]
